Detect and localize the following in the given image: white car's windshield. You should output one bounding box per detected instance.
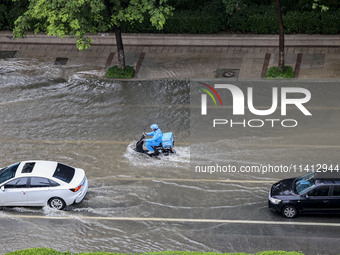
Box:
[295,172,316,194]
[0,163,20,184]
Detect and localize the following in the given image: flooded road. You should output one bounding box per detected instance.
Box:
[0,59,340,255]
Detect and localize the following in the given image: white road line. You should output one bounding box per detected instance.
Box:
[194,105,340,111]
[2,214,340,227]
[0,138,189,146]
[0,138,339,149]
[95,177,276,184]
[2,99,340,111]
[244,144,340,149]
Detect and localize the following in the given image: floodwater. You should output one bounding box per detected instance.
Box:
[0,58,340,255]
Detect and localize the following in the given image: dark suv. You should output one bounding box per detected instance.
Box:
[268,171,340,218]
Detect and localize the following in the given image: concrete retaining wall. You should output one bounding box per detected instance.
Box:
[1,31,340,47]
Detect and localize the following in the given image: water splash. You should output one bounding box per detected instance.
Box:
[124,142,190,169]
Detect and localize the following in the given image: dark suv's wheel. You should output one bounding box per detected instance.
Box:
[282,205,298,218]
[48,197,66,210]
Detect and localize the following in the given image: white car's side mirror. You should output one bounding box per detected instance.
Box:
[1,186,5,191]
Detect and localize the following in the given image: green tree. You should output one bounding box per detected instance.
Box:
[312,0,329,11]
[221,0,244,17]
[13,0,174,69]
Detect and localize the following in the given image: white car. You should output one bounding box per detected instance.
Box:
[0,160,88,210]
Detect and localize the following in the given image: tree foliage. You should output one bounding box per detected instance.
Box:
[221,0,244,17]
[7,0,340,41]
[14,0,105,49]
[13,0,174,50]
[312,0,329,11]
[0,0,27,30]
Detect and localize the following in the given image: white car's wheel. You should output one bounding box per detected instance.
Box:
[48,197,66,210]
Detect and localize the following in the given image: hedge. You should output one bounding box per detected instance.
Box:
[228,6,278,34]
[319,11,340,34]
[0,1,28,30]
[1,1,340,35]
[120,10,227,34]
[4,248,305,255]
[229,8,340,35]
[4,248,70,255]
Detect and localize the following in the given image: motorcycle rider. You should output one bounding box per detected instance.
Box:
[143,124,163,154]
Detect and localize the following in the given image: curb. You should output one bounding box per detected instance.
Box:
[1,32,340,47]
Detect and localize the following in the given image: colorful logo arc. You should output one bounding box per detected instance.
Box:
[197,82,223,106]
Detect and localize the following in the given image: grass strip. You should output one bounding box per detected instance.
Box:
[4,248,304,255]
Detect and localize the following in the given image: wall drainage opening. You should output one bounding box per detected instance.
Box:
[0,51,17,59]
[54,57,68,65]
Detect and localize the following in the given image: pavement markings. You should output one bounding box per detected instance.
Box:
[242,144,340,149]
[94,177,276,184]
[191,105,340,111]
[0,138,130,145]
[1,98,340,111]
[2,214,340,227]
[0,138,189,146]
[0,138,339,149]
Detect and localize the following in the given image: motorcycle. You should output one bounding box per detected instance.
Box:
[134,132,176,157]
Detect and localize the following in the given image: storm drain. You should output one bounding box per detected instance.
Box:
[0,51,17,59]
[54,57,68,65]
[215,69,239,78]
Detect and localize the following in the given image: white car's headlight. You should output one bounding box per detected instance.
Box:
[269,196,282,205]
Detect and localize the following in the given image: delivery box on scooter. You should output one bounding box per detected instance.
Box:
[162,132,174,149]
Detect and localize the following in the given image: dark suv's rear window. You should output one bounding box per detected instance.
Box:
[52,163,75,183]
